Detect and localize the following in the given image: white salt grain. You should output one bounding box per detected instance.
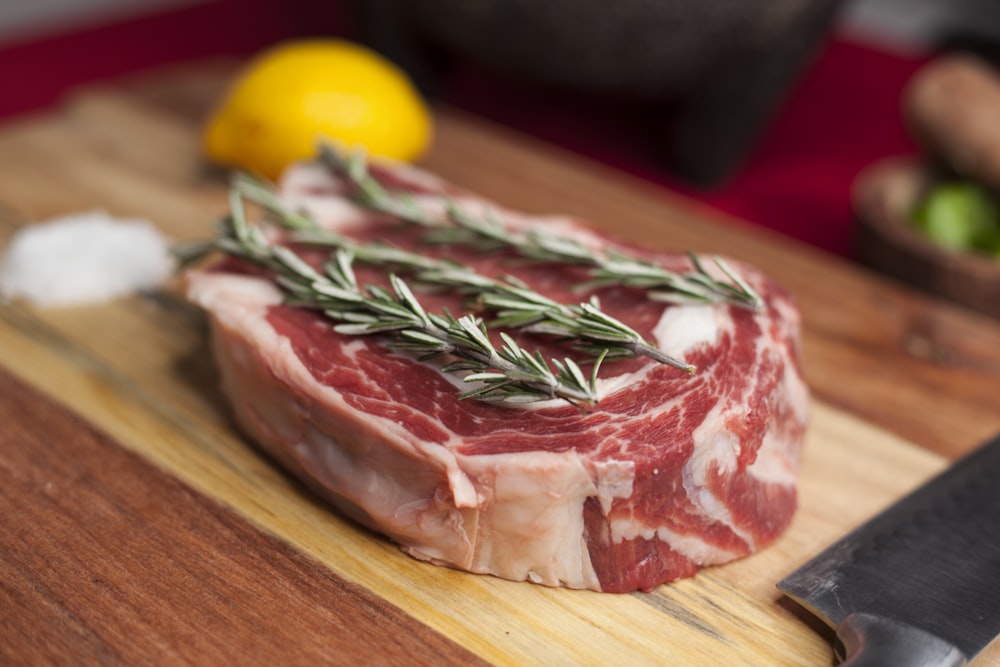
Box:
[0,211,175,307]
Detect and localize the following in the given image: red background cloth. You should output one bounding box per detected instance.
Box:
[0,0,927,258]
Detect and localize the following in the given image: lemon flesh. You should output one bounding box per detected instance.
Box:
[205,39,432,179]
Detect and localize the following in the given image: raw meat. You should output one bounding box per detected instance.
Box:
[185,159,809,593]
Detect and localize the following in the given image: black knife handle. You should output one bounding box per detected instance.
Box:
[836,612,968,667]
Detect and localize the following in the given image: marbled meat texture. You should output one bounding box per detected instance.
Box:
[185,159,810,593]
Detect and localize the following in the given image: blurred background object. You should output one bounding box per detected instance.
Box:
[0,0,998,266]
[854,52,1000,319]
[854,155,1000,320]
[0,0,201,44]
[353,0,845,187]
[0,0,353,120]
[840,0,1000,54]
[201,38,433,179]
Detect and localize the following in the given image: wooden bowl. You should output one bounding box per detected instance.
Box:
[853,157,1000,318]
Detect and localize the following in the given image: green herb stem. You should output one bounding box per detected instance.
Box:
[235,174,695,373]
[317,142,763,311]
[211,188,603,407]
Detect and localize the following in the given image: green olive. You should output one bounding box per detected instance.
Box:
[912,181,1000,253]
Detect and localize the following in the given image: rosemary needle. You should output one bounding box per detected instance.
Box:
[211,187,603,408]
[233,174,695,373]
[317,142,763,311]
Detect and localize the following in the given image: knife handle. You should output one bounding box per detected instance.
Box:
[836,612,967,667]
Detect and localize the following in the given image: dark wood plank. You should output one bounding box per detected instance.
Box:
[0,368,488,667]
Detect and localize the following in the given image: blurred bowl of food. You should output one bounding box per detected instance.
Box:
[854,157,1000,317]
[853,53,1000,319]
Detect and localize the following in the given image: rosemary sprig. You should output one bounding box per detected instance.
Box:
[213,188,603,407]
[234,174,695,373]
[317,142,762,311]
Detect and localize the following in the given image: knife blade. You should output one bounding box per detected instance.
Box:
[778,432,1000,666]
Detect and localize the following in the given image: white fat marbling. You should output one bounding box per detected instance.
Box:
[653,304,721,357]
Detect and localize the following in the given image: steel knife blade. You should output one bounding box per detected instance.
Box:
[778,432,1000,666]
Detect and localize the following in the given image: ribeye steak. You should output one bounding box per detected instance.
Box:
[185,159,809,593]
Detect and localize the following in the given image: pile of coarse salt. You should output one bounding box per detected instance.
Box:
[0,211,175,307]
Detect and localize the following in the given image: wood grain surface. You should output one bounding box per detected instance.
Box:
[2,60,1000,665]
[0,369,486,667]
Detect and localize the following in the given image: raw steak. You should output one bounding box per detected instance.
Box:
[185,159,809,593]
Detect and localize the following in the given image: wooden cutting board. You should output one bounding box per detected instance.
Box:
[2,61,1000,665]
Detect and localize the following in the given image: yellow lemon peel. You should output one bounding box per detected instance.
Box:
[204,39,432,179]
